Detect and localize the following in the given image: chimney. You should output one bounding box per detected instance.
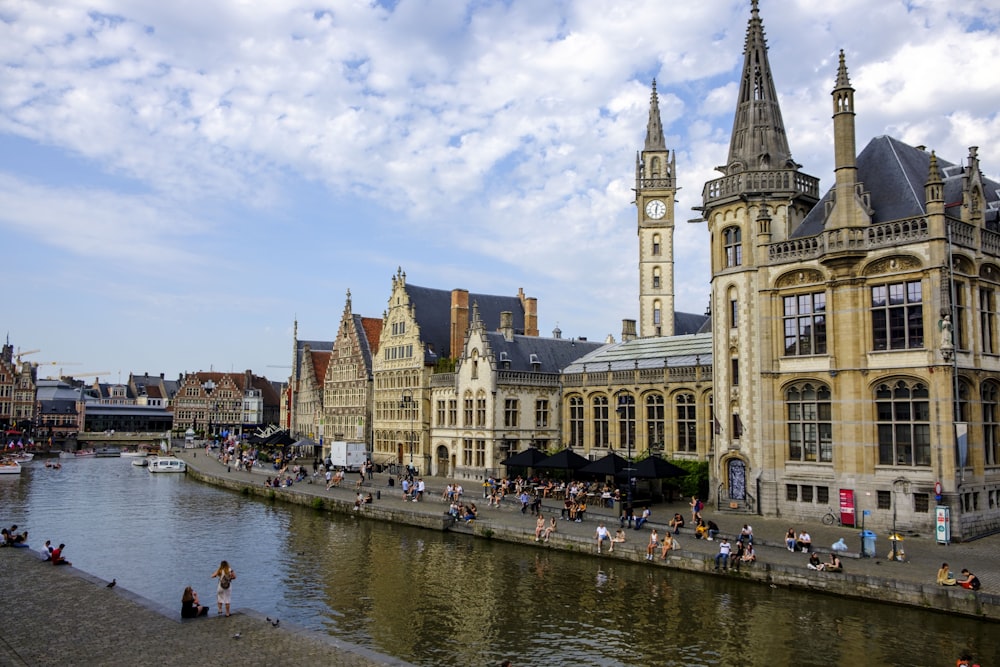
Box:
[622,319,637,342]
[450,289,470,360]
[500,311,514,342]
[519,288,539,337]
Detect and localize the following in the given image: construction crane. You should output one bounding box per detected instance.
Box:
[45,371,111,382]
[14,348,40,365]
[33,361,82,377]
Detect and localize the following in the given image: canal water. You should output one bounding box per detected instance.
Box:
[3,458,995,666]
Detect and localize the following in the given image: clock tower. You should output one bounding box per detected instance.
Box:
[636,80,676,337]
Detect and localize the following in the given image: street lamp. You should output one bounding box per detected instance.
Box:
[891,476,911,561]
[616,390,636,504]
[400,389,414,471]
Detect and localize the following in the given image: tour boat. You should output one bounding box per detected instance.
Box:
[0,459,22,475]
[147,457,186,473]
[59,449,96,458]
[95,447,122,458]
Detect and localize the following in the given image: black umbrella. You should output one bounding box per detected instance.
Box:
[632,455,687,479]
[533,448,590,472]
[579,451,630,476]
[501,447,548,468]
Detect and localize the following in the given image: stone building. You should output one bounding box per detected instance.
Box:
[430,307,603,479]
[172,370,280,438]
[0,342,37,435]
[371,267,538,472]
[322,290,382,448]
[697,2,1000,538]
[287,321,333,440]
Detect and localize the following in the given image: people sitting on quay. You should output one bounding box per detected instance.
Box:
[824,553,843,572]
[668,513,684,535]
[694,518,708,540]
[713,537,731,571]
[658,532,674,560]
[573,500,587,522]
[706,520,719,541]
[462,504,477,523]
[354,493,365,510]
[40,540,53,561]
[807,552,823,570]
[739,524,754,545]
[11,530,29,548]
[611,527,626,553]
[51,543,71,566]
[796,530,813,552]
[937,563,957,586]
[535,515,546,542]
[785,527,797,552]
[542,517,557,542]
[634,507,651,530]
[645,528,659,561]
[729,539,745,571]
[181,586,210,618]
[958,569,981,591]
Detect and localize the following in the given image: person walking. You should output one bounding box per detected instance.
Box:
[211,559,237,617]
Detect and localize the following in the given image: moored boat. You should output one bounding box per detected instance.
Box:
[147,457,186,473]
[0,459,22,475]
[131,458,149,467]
[60,449,96,458]
[95,447,121,458]
[120,448,149,458]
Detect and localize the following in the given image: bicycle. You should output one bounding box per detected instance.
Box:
[821,508,842,526]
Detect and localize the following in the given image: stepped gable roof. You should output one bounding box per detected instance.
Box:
[674,311,709,336]
[404,283,525,363]
[483,332,604,373]
[562,333,713,374]
[192,371,282,406]
[794,136,1000,239]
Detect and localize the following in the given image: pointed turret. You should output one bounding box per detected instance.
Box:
[726,0,795,173]
[925,151,944,215]
[645,79,666,151]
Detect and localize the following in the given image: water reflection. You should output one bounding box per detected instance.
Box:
[2,459,995,666]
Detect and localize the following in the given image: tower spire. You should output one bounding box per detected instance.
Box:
[726,0,795,172]
[645,79,666,151]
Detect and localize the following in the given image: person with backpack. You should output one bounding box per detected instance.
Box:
[211,560,237,616]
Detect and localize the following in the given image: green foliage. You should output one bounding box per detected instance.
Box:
[266,489,276,501]
[311,497,325,511]
[665,459,709,498]
[433,357,456,374]
[481,528,494,539]
[240,487,250,496]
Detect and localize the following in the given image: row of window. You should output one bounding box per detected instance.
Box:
[567,393,697,452]
[785,484,931,514]
[383,345,414,360]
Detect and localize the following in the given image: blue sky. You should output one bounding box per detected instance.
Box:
[2,0,999,381]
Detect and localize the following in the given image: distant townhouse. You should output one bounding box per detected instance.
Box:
[322,290,382,451]
[371,267,538,472]
[431,306,603,479]
[287,321,333,440]
[172,370,280,437]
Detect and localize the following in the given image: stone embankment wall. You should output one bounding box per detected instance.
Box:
[186,465,999,623]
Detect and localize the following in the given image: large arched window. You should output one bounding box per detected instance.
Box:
[875,380,930,466]
[676,393,697,452]
[645,393,665,450]
[592,395,609,448]
[724,227,742,267]
[786,383,832,462]
[983,382,1000,466]
[568,396,584,447]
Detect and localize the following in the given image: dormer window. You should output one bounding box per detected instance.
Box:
[499,351,510,369]
[529,353,540,371]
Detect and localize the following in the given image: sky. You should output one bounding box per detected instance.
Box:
[2,0,1000,383]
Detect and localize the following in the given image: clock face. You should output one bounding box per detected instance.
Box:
[645,199,666,220]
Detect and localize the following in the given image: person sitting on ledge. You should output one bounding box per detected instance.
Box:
[668,513,685,535]
[796,530,813,553]
[181,586,210,618]
[825,553,843,572]
[694,518,708,540]
[958,568,981,591]
[937,562,957,586]
[807,552,823,570]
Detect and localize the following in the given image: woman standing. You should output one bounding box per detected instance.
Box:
[211,560,237,617]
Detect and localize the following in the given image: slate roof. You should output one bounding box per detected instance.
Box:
[675,311,710,336]
[405,283,525,363]
[561,333,713,374]
[482,332,605,374]
[794,135,1000,239]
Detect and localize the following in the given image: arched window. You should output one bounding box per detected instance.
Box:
[568,396,585,447]
[983,382,1000,466]
[652,267,661,289]
[724,227,742,267]
[653,300,662,326]
[786,383,832,462]
[645,394,665,450]
[592,395,609,448]
[652,234,661,256]
[676,393,696,453]
[875,380,930,466]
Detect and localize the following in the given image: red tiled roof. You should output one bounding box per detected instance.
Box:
[361,317,383,354]
[310,351,331,383]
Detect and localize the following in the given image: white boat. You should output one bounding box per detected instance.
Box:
[147,457,186,473]
[95,447,122,457]
[10,452,33,465]
[120,449,148,458]
[60,449,95,459]
[0,460,22,475]
[131,458,149,467]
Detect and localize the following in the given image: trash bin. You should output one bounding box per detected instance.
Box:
[388,477,395,488]
[860,530,877,558]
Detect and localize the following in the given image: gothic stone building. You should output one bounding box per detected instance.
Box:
[699,2,1000,539]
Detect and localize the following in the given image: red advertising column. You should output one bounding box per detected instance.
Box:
[838,489,856,527]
